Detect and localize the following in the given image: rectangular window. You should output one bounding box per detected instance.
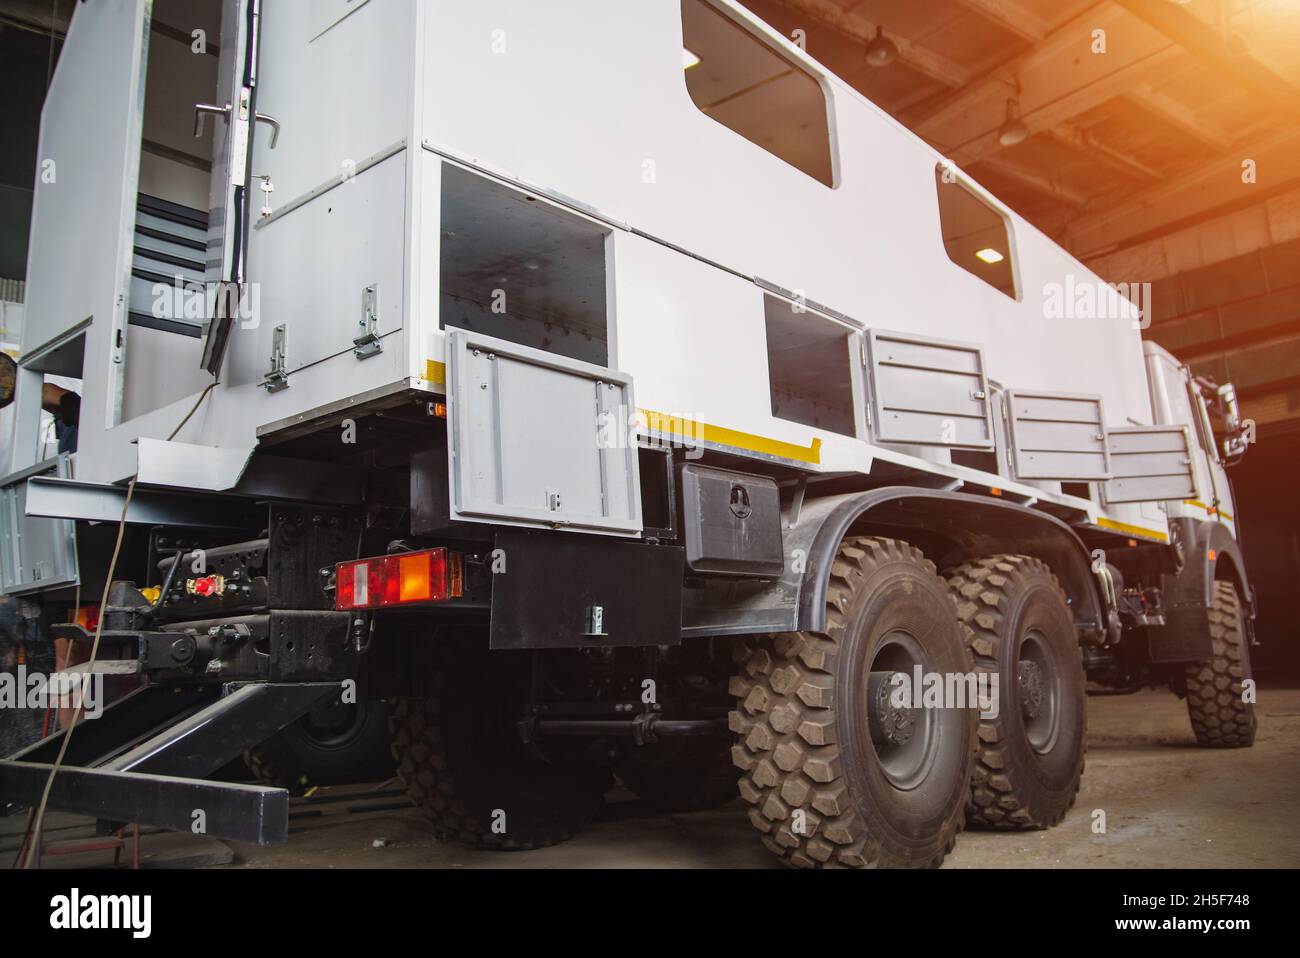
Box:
[764,295,855,436]
[681,0,836,187]
[935,167,1017,299]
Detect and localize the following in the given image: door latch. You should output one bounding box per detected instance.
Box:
[263,324,289,392]
[353,284,382,359]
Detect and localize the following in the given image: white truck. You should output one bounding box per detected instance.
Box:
[0,0,1256,868]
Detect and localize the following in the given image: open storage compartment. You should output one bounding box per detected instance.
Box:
[440,165,612,368]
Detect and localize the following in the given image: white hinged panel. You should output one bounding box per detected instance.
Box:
[1103,426,1197,504]
[1005,389,1111,481]
[0,456,79,596]
[446,328,641,536]
[865,329,994,448]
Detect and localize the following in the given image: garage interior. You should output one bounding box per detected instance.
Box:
[0,0,1297,870]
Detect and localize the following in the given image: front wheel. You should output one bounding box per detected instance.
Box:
[730,537,975,869]
[1185,581,1257,748]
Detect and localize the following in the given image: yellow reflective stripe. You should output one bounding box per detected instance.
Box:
[1095,517,1169,543]
[421,364,821,465]
[1184,499,1232,521]
[641,409,822,465]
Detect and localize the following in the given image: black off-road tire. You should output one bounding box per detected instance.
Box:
[613,739,738,812]
[390,640,609,850]
[947,555,1086,829]
[730,537,975,869]
[245,698,396,796]
[1185,581,1257,748]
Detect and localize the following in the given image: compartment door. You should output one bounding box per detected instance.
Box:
[200,0,262,374]
[864,330,994,448]
[446,329,642,537]
[20,0,148,360]
[0,457,78,596]
[1004,390,1111,481]
[1103,426,1197,504]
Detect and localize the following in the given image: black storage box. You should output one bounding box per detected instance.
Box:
[678,463,784,577]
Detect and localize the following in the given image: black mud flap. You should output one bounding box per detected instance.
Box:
[489,529,684,649]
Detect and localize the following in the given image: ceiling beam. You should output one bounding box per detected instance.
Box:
[1067,126,1300,257]
[1125,83,1232,151]
[907,3,1183,166]
[1047,124,1163,182]
[1111,0,1300,124]
[773,0,972,87]
[977,157,1091,207]
[950,0,1046,44]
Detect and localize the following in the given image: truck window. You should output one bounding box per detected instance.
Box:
[681,0,836,187]
[934,166,1017,300]
[764,295,855,436]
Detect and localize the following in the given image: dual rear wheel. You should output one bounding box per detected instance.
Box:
[729,541,1086,868]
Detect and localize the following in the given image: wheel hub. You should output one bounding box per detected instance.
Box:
[873,675,917,747]
[1018,659,1045,721]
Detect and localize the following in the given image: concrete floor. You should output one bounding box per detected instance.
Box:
[224,686,1300,869]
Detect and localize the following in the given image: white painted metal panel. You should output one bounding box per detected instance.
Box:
[239,152,407,379]
[420,0,1155,439]
[446,329,641,536]
[21,0,146,358]
[866,330,993,448]
[1104,426,1197,504]
[1005,390,1111,481]
[0,457,78,596]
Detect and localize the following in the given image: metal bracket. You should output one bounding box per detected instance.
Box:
[353,284,382,359]
[263,324,289,392]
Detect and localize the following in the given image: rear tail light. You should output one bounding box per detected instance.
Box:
[335,548,463,611]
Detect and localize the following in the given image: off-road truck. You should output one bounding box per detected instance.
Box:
[0,0,1255,868]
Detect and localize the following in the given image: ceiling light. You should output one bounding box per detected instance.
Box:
[998,97,1030,147]
[865,26,898,68]
[975,248,1005,265]
[682,48,701,70]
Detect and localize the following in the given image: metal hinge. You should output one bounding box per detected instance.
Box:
[353,284,382,359]
[263,324,289,392]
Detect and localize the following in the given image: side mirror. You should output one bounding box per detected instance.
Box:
[1216,382,1251,463]
[1217,382,1241,434]
[0,352,15,410]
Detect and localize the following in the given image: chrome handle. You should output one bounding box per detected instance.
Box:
[254,112,281,149]
[193,102,231,138]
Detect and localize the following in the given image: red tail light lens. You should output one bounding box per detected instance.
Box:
[335,548,462,610]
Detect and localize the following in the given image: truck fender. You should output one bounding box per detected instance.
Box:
[792,486,1106,637]
[1147,517,1252,664]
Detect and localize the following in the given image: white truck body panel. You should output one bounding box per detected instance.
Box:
[14,0,1196,546]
